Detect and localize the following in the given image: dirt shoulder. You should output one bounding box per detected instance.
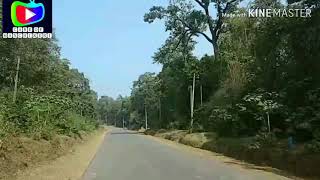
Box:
[11,128,109,180]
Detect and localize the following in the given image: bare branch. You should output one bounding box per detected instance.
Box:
[214,0,238,39]
[194,0,206,9]
[172,30,190,52]
[174,17,213,43]
[224,0,238,14]
[197,32,213,43]
[183,33,193,58]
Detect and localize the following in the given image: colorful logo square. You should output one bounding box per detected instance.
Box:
[2,0,52,33]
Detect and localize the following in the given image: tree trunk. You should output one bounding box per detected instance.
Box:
[13,56,21,103]
[214,43,219,60]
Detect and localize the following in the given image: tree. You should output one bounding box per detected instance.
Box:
[144,0,241,56]
[0,34,100,139]
[130,73,162,129]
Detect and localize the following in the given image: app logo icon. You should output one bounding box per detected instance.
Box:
[11,0,45,26]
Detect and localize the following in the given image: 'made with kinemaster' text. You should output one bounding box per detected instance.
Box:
[223,8,313,18]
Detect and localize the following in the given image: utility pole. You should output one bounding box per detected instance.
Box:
[200,85,203,106]
[145,105,148,130]
[158,98,161,123]
[13,56,21,103]
[105,113,108,125]
[122,116,125,129]
[267,112,271,133]
[190,73,196,132]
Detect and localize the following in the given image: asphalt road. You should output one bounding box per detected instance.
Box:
[82,128,292,180]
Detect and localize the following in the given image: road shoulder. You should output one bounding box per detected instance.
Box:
[143,134,302,180]
[14,128,110,180]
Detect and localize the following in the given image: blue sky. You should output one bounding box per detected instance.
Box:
[53,0,212,98]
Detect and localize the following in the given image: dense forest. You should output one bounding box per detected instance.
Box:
[0,0,319,178]
[0,20,100,141]
[98,0,320,152]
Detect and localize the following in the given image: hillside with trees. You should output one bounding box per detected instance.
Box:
[0,7,101,178]
[1,0,320,179]
[97,0,320,178]
[0,37,99,140]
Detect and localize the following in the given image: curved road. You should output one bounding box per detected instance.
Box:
[83,128,292,180]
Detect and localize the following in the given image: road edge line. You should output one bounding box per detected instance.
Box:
[79,128,112,180]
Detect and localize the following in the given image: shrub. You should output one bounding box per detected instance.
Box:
[180,132,217,148]
[157,129,167,134]
[0,118,18,139]
[0,96,19,138]
[144,129,156,136]
[249,131,277,150]
[306,140,320,153]
[57,113,96,137]
[0,89,98,140]
[306,130,320,153]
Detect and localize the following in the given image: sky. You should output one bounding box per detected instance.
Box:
[53,0,212,98]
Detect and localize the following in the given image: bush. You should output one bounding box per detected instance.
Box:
[249,131,277,150]
[306,140,320,153]
[57,113,97,137]
[0,118,18,139]
[157,129,167,134]
[0,96,19,139]
[180,132,217,148]
[306,130,320,153]
[0,90,98,140]
[208,106,242,137]
[144,129,156,136]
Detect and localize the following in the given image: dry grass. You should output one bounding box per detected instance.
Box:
[0,128,108,180]
[180,132,217,148]
[0,136,77,180]
[14,128,108,180]
[155,130,188,142]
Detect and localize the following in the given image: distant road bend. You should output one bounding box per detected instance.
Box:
[83,128,292,180]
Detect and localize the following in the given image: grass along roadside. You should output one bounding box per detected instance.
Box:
[0,127,109,180]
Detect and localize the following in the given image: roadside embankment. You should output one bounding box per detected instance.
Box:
[0,127,108,180]
[144,129,320,180]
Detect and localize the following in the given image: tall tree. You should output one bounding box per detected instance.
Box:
[144,0,240,57]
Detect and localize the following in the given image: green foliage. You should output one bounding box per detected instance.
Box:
[249,131,277,150]
[0,101,18,138]
[239,89,285,120]
[58,113,97,136]
[288,88,320,133]
[306,140,320,153]
[209,107,236,136]
[99,1,320,148]
[144,0,241,55]
[130,73,162,128]
[0,36,99,140]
